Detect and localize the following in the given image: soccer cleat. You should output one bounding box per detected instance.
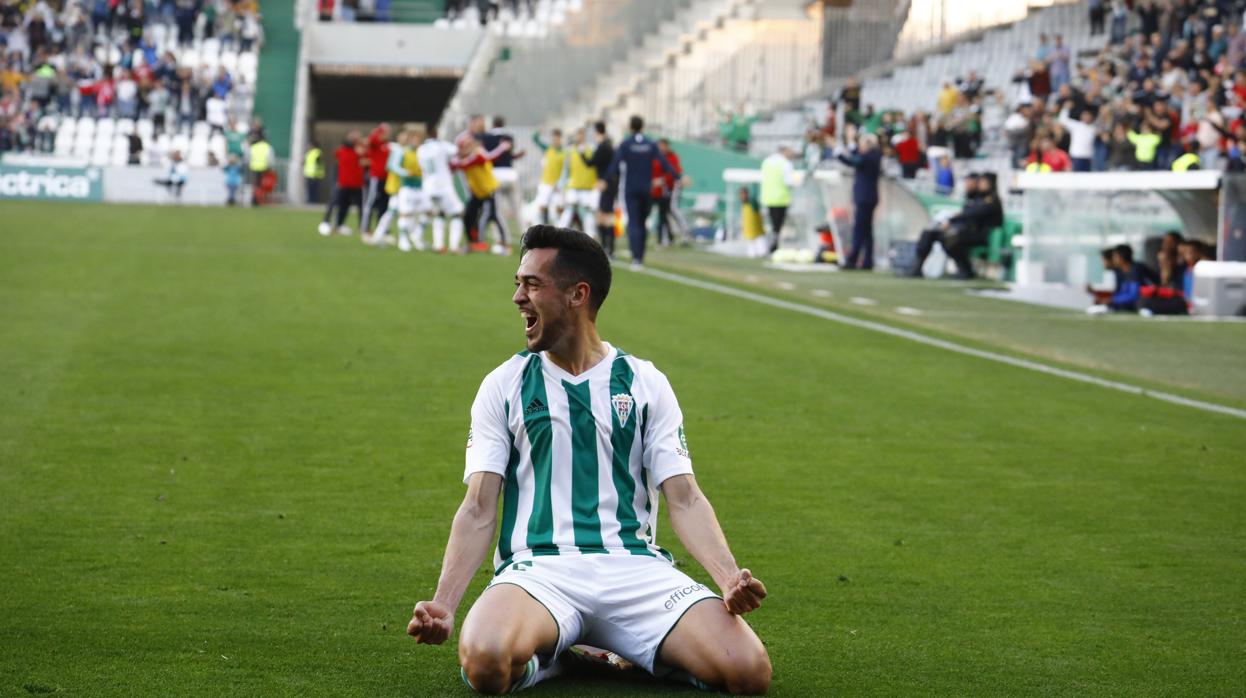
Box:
[336,226,353,236]
[317,222,331,236]
[629,261,644,272]
[491,244,510,256]
[567,645,636,672]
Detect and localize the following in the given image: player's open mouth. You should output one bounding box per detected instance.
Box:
[522,310,538,334]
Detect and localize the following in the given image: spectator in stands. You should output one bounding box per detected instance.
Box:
[838,76,862,115]
[1107,122,1136,171]
[1089,0,1106,37]
[836,133,882,271]
[1025,134,1072,172]
[127,129,143,164]
[718,104,756,154]
[891,127,921,179]
[1059,101,1097,171]
[760,144,795,254]
[933,154,955,195]
[1049,35,1071,92]
[1128,121,1163,170]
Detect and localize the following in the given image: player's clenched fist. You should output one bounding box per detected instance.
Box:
[407,600,454,644]
[722,568,767,616]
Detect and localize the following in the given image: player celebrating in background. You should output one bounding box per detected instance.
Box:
[407,226,772,695]
[453,135,512,256]
[531,129,567,225]
[370,125,427,252]
[418,126,468,254]
[556,128,599,240]
[361,122,393,238]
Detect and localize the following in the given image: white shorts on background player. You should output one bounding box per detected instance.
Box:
[489,554,719,674]
[423,187,464,216]
[396,187,429,215]
[563,188,598,210]
[533,182,561,209]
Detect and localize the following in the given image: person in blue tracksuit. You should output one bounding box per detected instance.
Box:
[836,133,883,270]
[602,115,678,269]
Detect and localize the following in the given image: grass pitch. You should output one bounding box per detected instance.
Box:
[2,201,1244,696]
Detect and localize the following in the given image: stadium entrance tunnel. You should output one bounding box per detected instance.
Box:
[307,71,459,140]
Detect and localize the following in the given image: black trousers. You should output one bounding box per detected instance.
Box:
[846,199,878,269]
[914,224,986,277]
[624,192,653,263]
[467,194,508,245]
[332,187,363,229]
[655,195,674,245]
[767,206,787,253]
[361,177,389,232]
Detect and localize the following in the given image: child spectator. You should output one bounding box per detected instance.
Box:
[224,155,243,206]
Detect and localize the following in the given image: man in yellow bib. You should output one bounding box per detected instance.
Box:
[531,129,568,225]
[557,128,599,239]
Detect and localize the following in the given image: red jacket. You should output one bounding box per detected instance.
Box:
[893,135,921,165]
[336,144,365,188]
[1026,148,1072,172]
[365,128,390,180]
[651,150,681,198]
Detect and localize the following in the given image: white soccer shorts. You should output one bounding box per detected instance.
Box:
[487,554,720,675]
[563,188,599,210]
[533,182,560,209]
[396,187,429,216]
[424,187,465,216]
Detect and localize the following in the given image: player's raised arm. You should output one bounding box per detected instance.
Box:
[662,474,767,616]
[407,471,502,644]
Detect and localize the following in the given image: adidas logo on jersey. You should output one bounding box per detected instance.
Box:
[524,397,548,417]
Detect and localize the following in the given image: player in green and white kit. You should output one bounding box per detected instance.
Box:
[408,225,771,695]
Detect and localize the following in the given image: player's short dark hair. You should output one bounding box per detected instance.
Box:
[552,128,562,137]
[493,116,506,128]
[593,121,607,135]
[521,225,612,313]
[1113,244,1134,263]
[629,115,644,132]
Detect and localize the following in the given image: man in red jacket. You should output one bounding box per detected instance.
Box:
[361,122,392,237]
[319,131,366,236]
[892,129,922,179]
[651,138,684,246]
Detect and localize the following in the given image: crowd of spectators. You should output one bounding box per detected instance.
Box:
[1006,0,1246,173]
[0,0,262,157]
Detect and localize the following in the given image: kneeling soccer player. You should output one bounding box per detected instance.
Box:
[408,225,772,695]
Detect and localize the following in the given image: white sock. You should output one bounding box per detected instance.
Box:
[512,654,564,692]
[581,206,597,239]
[374,208,394,240]
[449,218,464,251]
[432,217,446,250]
[415,215,429,247]
[556,205,573,228]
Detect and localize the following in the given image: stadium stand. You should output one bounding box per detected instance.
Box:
[1,1,263,168]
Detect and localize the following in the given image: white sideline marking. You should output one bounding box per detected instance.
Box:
[644,267,1246,421]
[811,289,833,298]
[850,297,878,306]
[776,281,797,291]
[895,306,924,316]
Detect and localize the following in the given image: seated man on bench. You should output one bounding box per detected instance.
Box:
[909,172,1003,279]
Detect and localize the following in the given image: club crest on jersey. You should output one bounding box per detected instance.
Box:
[611,393,634,425]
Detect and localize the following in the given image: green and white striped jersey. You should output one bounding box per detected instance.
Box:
[465,343,693,572]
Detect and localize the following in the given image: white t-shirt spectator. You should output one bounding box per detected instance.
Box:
[1058,108,1097,160]
[206,97,227,130]
[116,77,138,103]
